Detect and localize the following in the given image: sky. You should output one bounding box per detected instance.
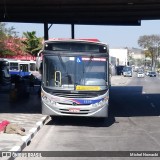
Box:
[6,20,160,49]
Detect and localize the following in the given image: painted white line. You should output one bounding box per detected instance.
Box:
[143,91,146,94]
[29,127,37,133]
[41,116,47,120]
[10,146,21,151]
[151,103,155,108]
[21,135,31,144]
[36,121,43,126]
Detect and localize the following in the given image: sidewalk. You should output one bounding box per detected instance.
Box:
[0,113,49,151]
[0,87,49,157]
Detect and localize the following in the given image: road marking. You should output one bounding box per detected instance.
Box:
[10,146,21,151]
[29,127,37,133]
[21,135,31,145]
[150,103,155,108]
[143,91,146,94]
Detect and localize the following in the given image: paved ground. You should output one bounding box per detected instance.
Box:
[0,75,129,159]
[111,75,132,86]
[0,85,49,155]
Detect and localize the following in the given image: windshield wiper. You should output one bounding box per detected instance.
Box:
[58,55,72,85]
[84,55,94,72]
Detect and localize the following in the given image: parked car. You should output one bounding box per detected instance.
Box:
[137,72,145,78]
[148,71,156,77]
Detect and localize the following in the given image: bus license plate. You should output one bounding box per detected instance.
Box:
[69,108,80,113]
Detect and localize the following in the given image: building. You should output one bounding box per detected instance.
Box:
[129,48,146,67]
[109,48,129,66]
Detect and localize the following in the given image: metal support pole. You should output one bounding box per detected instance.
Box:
[44,23,49,40]
[71,24,75,39]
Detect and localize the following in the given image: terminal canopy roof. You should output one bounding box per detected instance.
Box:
[0,0,160,25]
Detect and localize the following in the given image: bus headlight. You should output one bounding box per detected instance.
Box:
[42,96,56,106]
[92,98,108,108]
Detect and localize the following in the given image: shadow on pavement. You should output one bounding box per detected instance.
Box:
[110,86,160,117]
[47,115,115,127]
[0,91,42,114]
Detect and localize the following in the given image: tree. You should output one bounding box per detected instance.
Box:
[0,23,7,55]
[138,34,160,69]
[22,31,42,56]
[0,22,20,57]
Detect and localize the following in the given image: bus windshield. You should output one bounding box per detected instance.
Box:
[43,55,107,90]
[123,66,132,72]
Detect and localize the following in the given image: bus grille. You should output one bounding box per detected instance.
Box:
[59,109,89,114]
[52,91,106,98]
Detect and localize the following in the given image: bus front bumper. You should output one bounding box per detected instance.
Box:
[42,101,109,118]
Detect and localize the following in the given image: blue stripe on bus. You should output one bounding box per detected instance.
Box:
[9,71,30,76]
[70,98,103,104]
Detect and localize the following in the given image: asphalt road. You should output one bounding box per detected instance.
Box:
[15,74,160,160]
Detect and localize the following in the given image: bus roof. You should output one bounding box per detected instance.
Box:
[1,58,35,62]
[44,38,108,46]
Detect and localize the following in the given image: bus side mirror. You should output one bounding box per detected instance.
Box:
[36,56,41,71]
[36,50,43,71]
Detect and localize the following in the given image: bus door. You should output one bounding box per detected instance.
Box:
[20,64,29,76]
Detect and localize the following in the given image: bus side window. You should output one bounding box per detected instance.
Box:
[10,62,18,70]
[20,65,23,71]
[30,63,36,71]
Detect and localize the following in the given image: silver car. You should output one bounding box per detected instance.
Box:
[137,72,145,78]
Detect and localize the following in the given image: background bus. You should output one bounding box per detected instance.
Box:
[123,66,132,77]
[37,39,110,118]
[116,65,125,75]
[3,59,36,77]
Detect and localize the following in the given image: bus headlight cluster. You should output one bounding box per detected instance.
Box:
[42,96,56,106]
[92,98,108,108]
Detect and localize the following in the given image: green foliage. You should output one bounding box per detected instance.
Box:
[0,49,15,56]
[0,22,19,56]
[138,34,160,68]
[0,23,7,54]
[0,22,18,37]
[22,31,42,56]
[138,34,160,57]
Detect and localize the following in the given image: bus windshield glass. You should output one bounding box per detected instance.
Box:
[123,66,132,72]
[43,55,107,90]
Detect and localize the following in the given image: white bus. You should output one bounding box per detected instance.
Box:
[37,39,110,118]
[3,59,36,77]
